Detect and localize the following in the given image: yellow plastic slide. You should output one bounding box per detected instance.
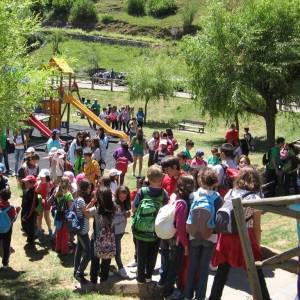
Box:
[64,93,128,140]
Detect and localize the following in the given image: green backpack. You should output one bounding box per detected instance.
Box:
[132,187,163,242]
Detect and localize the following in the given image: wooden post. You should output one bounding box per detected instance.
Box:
[67,103,70,134]
[232,197,263,300]
[91,76,94,90]
[110,69,114,92]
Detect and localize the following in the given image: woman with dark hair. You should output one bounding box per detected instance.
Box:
[46,129,62,153]
[68,131,84,166]
[91,137,101,164]
[129,128,147,177]
[73,179,92,285]
[208,167,270,300]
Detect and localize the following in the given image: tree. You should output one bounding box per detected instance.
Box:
[127,57,174,124]
[0,0,48,130]
[182,0,300,147]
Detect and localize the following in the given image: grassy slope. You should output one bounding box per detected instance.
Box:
[1,89,299,299]
[95,0,206,29]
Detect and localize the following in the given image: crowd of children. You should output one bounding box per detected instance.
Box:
[1,122,297,300]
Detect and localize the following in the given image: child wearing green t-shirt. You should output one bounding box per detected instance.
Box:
[74,148,84,176]
[207,146,221,166]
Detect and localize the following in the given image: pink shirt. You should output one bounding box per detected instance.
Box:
[175,199,188,248]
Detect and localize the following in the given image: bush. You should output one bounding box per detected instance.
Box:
[52,0,72,18]
[69,0,98,28]
[126,0,146,16]
[146,0,177,18]
[182,0,198,33]
[101,14,114,24]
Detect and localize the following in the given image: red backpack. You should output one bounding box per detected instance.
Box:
[116,156,129,174]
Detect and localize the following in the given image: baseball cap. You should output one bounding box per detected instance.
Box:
[52,129,60,135]
[83,147,93,155]
[196,149,204,157]
[0,163,5,173]
[22,175,37,184]
[39,169,50,178]
[25,147,35,153]
[159,139,167,146]
[109,168,122,177]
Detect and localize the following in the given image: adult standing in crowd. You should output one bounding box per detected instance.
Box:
[13,128,27,176]
[225,124,239,145]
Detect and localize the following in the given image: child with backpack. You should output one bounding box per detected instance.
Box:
[185,167,222,300]
[35,169,53,237]
[21,175,38,245]
[132,164,168,283]
[53,177,73,254]
[88,187,116,285]
[113,186,131,278]
[158,176,194,300]
[0,189,19,268]
[113,141,133,185]
[208,167,270,300]
[184,167,222,299]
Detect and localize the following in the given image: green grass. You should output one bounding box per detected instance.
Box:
[30,38,184,76]
[95,0,206,29]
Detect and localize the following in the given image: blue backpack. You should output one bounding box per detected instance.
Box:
[186,192,219,240]
[0,207,12,234]
[65,200,83,234]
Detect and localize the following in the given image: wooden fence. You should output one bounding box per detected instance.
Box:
[233,194,300,300]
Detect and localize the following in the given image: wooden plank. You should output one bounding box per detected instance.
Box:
[256,260,300,270]
[242,195,300,207]
[254,205,300,219]
[256,246,300,267]
[232,197,263,300]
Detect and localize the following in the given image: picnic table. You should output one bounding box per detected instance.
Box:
[179,119,206,133]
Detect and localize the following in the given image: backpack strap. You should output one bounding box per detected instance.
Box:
[1,206,12,213]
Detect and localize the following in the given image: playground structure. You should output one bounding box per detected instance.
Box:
[29,57,128,140]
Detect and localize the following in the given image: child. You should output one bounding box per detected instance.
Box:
[0,163,9,191]
[163,176,194,300]
[74,147,84,176]
[0,189,19,268]
[132,165,168,283]
[207,147,221,166]
[21,175,38,245]
[136,107,145,128]
[183,139,194,160]
[177,151,190,172]
[17,154,40,188]
[109,168,122,199]
[89,187,116,285]
[113,141,133,185]
[83,147,100,189]
[147,131,160,167]
[208,167,270,300]
[53,177,73,254]
[154,140,170,165]
[74,179,92,285]
[185,167,222,300]
[191,149,207,168]
[114,186,131,278]
[130,128,147,177]
[35,169,54,236]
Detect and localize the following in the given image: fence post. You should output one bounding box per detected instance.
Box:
[91,76,94,90]
[232,197,263,300]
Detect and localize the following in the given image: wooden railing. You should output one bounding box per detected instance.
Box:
[232,194,300,300]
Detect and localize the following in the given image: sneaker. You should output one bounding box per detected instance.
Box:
[48,229,53,237]
[127,260,137,268]
[164,289,184,300]
[118,268,129,279]
[145,278,152,283]
[157,278,165,288]
[74,273,89,285]
[209,262,218,272]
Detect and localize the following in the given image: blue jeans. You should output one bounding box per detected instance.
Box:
[14,149,24,174]
[185,239,214,300]
[74,233,91,277]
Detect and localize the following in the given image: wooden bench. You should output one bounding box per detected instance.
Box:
[179,119,206,133]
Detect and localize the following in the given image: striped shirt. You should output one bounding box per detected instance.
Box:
[74,197,89,235]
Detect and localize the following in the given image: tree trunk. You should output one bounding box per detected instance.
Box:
[234,111,239,132]
[144,98,149,124]
[263,99,277,148]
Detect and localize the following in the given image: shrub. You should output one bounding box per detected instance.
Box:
[69,0,98,28]
[52,0,72,18]
[126,0,146,16]
[101,14,114,24]
[146,0,177,18]
[182,0,198,33]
